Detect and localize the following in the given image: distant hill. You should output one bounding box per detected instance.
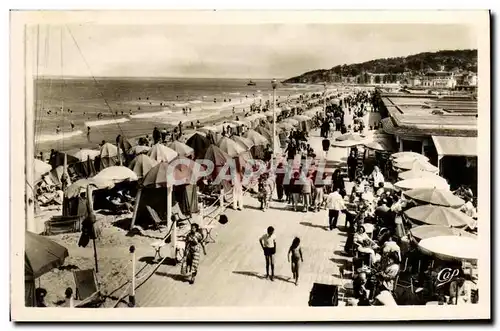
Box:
[283,49,477,84]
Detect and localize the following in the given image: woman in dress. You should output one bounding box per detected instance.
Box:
[184,223,207,285]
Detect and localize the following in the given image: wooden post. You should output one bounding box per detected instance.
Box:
[167,185,175,260]
[128,245,136,307]
[86,185,99,273]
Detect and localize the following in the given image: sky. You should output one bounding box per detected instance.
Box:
[27,24,477,79]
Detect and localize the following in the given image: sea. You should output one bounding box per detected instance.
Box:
[34,77,323,155]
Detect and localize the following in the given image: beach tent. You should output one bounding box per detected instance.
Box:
[73,149,100,161]
[199,125,219,134]
[128,145,151,156]
[132,158,200,230]
[232,135,254,150]
[254,127,273,142]
[98,143,123,169]
[148,143,178,163]
[128,154,158,178]
[186,133,211,160]
[168,141,195,158]
[203,145,233,180]
[49,151,79,169]
[245,129,269,146]
[218,137,246,157]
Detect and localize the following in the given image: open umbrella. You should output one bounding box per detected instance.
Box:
[336,132,365,142]
[168,141,194,158]
[331,140,363,148]
[398,170,447,182]
[403,188,465,208]
[25,231,69,280]
[404,205,474,227]
[410,225,476,241]
[254,127,273,142]
[245,129,269,146]
[293,114,311,121]
[49,151,79,168]
[128,145,151,156]
[142,157,199,187]
[34,159,52,182]
[418,236,478,261]
[73,149,100,161]
[203,145,233,179]
[391,151,429,161]
[278,122,295,131]
[394,158,438,172]
[218,137,246,157]
[128,154,158,178]
[283,118,299,126]
[148,143,178,163]
[100,143,120,158]
[64,177,115,199]
[395,178,449,191]
[94,166,138,183]
[186,133,210,160]
[232,135,254,150]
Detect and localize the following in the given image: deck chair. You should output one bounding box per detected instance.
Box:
[146,205,165,232]
[44,215,84,235]
[73,269,101,305]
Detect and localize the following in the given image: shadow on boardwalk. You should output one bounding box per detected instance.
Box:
[232,271,294,284]
[300,221,327,231]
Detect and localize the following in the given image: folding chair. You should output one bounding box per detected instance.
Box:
[73,269,101,305]
[146,205,165,232]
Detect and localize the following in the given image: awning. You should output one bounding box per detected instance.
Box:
[432,135,477,157]
[381,117,397,135]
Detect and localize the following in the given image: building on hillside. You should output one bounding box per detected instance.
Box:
[378,92,478,191]
[420,70,457,88]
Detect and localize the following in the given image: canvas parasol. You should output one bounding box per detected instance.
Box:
[168,141,195,158]
[94,166,138,183]
[100,142,120,158]
[142,157,199,187]
[73,149,100,161]
[335,132,365,142]
[232,135,254,150]
[293,114,311,121]
[418,236,478,261]
[128,154,158,178]
[404,205,474,227]
[394,178,449,191]
[331,140,363,148]
[254,127,273,142]
[403,188,465,207]
[218,137,246,157]
[283,118,299,126]
[49,151,79,168]
[244,129,269,146]
[278,122,295,131]
[147,143,178,163]
[64,177,115,199]
[203,145,233,179]
[25,231,69,280]
[391,151,429,161]
[186,133,210,160]
[199,125,219,133]
[128,145,151,156]
[34,159,52,182]
[410,225,476,241]
[398,170,447,182]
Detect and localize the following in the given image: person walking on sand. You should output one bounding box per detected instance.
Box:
[184,223,206,285]
[259,226,276,281]
[288,237,304,286]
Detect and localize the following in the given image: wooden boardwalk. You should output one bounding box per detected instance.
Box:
[133,109,377,307]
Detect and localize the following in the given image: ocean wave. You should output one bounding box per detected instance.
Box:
[85,117,130,127]
[36,130,83,143]
[228,92,240,95]
[129,109,173,119]
[174,103,190,107]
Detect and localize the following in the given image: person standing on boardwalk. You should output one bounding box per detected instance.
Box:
[347,150,358,182]
[326,187,346,230]
[288,237,304,286]
[184,223,206,285]
[259,226,276,281]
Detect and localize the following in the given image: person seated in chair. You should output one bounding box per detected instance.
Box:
[353,272,372,306]
[354,225,381,264]
[376,251,400,294]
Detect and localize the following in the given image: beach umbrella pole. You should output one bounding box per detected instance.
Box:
[128,245,136,307]
[129,188,142,230]
[167,185,175,262]
[86,185,99,273]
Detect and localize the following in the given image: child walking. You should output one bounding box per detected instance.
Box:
[288,237,304,286]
